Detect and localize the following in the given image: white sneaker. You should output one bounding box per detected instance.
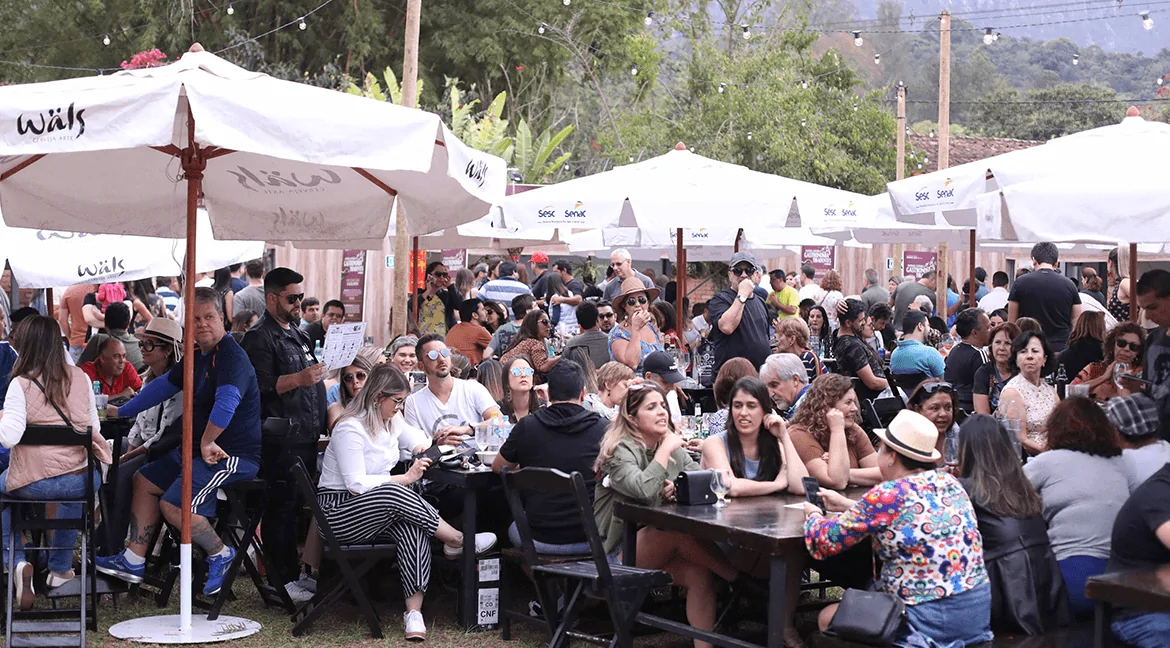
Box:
[404,609,427,641]
[297,573,317,593]
[443,532,498,559]
[284,580,314,604]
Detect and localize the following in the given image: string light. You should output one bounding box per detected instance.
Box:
[801,79,808,89]
[994,31,1001,41]
[298,17,307,30]
[929,128,935,138]
[1159,77,1165,85]
[852,30,863,46]
[741,24,752,40]
[873,53,880,64]
[644,12,654,27]
[853,102,859,111]
[800,118,806,127]
[1142,11,1154,29]
[983,28,994,44]
[630,64,638,76]
[628,155,634,162]
[747,131,752,141]
[563,0,570,6]
[102,34,110,46]
[227,3,234,15]
[718,82,726,93]
[1072,53,1079,65]
[538,22,547,34]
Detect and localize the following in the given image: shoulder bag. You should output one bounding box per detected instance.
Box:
[825,588,905,645]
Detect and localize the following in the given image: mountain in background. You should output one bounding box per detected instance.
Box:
[849,0,1170,54]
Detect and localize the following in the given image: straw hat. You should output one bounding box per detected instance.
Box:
[872,410,941,462]
[138,318,184,360]
[613,277,660,317]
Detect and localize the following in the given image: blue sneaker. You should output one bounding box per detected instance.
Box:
[96,553,145,584]
[203,546,236,596]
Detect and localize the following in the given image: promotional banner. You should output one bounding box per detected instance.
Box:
[441,249,467,272]
[340,249,366,322]
[902,250,938,282]
[800,246,835,280]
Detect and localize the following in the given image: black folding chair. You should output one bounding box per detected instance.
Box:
[2,425,100,648]
[289,459,397,639]
[501,467,671,648]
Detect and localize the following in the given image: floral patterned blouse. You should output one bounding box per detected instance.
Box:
[608,322,664,375]
[804,470,988,606]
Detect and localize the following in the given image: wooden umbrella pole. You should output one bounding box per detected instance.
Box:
[412,236,420,328]
[1130,242,1139,322]
[179,107,205,632]
[969,229,977,307]
[675,228,684,343]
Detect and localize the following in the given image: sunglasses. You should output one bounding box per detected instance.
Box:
[426,348,453,360]
[624,295,649,307]
[432,272,449,279]
[342,371,368,384]
[1117,339,1142,351]
[921,381,955,394]
[284,293,304,305]
[731,266,755,277]
[539,319,551,326]
[598,312,616,319]
[510,367,535,377]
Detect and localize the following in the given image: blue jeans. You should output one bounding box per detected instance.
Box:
[1113,611,1170,648]
[508,522,590,556]
[898,582,993,648]
[1,469,101,573]
[1059,555,1108,619]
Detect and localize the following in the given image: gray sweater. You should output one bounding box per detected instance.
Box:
[1024,449,1130,561]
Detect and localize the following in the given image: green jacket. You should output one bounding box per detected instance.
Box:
[594,437,699,554]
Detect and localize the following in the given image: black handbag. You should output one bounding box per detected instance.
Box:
[825,588,905,645]
[673,470,715,505]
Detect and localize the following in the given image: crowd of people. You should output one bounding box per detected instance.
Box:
[3,239,1170,647]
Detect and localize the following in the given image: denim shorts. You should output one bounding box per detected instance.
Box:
[1112,611,1170,648]
[898,582,993,648]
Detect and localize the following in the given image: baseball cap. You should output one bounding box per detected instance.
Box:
[531,251,549,264]
[1104,393,1162,438]
[728,251,757,269]
[642,351,686,384]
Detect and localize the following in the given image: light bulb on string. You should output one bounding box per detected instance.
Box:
[923,156,929,164]
[1159,77,1165,85]
[800,118,806,127]
[644,12,653,26]
[1072,53,1079,65]
[852,31,863,46]
[227,3,234,14]
[983,28,994,45]
[718,82,726,93]
[538,23,547,34]
[102,34,110,46]
[747,131,752,141]
[630,64,638,76]
[917,163,923,170]
[929,129,935,138]
[994,31,1001,41]
[873,53,880,65]
[563,0,570,6]
[741,24,751,40]
[299,17,307,30]
[1142,11,1154,30]
[801,79,808,89]
[629,155,634,162]
[853,102,859,111]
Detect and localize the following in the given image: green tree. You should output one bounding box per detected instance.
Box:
[970,84,1123,140]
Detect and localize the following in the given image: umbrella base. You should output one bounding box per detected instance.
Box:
[109,614,261,643]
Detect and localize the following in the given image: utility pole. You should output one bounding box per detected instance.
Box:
[936,10,951,319]
[894,82,906,278]
[391,0,422,336]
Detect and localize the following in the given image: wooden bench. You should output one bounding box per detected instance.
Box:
[1086,568,1170,648]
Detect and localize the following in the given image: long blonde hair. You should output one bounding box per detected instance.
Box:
[336,364,411,438]
[593,382,673,473]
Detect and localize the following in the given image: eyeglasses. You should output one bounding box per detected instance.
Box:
[598,312,616,319]
[921,381,955,395]
[342,371,368,384]
[1117,339,1142,351]
[139,339,166,353]
[381,393,407,407]
[730,266,754,277]
[426,348,453,360]
[510,367,535,377]
[284,293,304,305]
[624,296,648,307]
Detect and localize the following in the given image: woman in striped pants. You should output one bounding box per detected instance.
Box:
[317,364,497,641]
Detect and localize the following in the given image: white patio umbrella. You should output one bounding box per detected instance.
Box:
[0,208,262,288]
[887,111,1170,227]
[0,45,505,642]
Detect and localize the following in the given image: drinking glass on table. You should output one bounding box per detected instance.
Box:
[710,470,731,508]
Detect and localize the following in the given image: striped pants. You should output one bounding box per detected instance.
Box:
[318,483,441,598]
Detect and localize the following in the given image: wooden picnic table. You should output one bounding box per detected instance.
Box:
[615,487,869,648]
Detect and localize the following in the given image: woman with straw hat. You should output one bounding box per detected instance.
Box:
[608,277,664,375]
[803,409,992,647]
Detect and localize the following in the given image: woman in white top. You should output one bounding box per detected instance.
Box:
[998,331,1059,456]
[818,270,846,332]
[317,364,497,641]
[546,273,580,335]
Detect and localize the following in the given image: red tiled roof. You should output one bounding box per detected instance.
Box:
[906,133,1041,174]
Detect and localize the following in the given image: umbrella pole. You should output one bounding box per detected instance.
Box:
[1130,242,1138,323]
[969,230,976,307]
[675,229,684,341]
[412,236,420,329]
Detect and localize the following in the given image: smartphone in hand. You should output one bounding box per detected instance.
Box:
[802,476,824,510]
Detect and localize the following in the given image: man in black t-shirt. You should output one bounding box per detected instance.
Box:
[945,308,990,416]
[1008,242,1082,352]
[1106,463,1170,646]
[493,360,608,549]
[1137,270,1170,441]
[707,251,771,373]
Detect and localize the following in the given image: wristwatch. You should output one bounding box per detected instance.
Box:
[737,294,748,303]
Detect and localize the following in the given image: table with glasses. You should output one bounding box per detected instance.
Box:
[615,487,868,648]
[98,415,136,554]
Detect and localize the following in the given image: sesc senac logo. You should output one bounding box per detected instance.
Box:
[537,204,557,219]
[563,200,587,220]
[842,201,858,218]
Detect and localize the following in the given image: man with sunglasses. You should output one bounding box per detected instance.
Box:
[601,248,654,303]
[596,300,617,333]
[240,266,328,603]
[404,334,501,447]
[707,251,772,373]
